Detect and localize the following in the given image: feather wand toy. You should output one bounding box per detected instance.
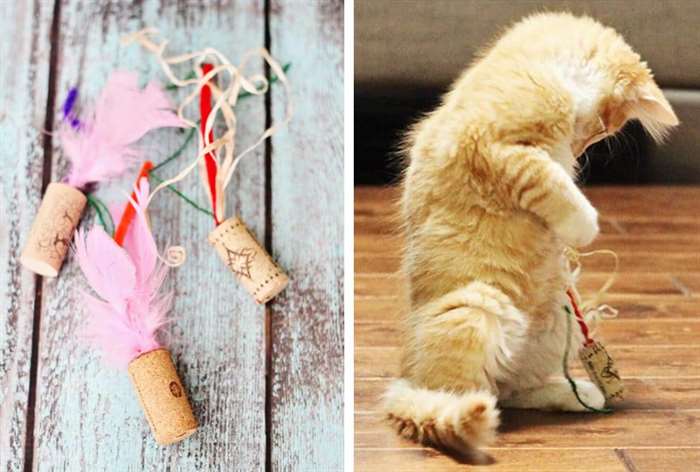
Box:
[21,71,183,277]
[123,29,293,304]
[74,176,197,445]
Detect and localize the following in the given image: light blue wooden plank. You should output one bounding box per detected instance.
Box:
[0,1,55,470]
[32,1,267,469]
[269,1,345,470]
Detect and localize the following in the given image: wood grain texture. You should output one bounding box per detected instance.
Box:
[31,1,267,470]
[355,272,698,299]
[356,449,627,472]
[355,347,700,380]
[624,448,700,471]
[0,1,54,469]
[268,0,344,470]
[356,320,700,347]
[356,411,700,448]
[357,297,700,322]
[355,185,700,471]
[356,377,700,411]
[355,252,700,274]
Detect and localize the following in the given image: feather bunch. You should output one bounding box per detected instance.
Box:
[74,178,171,368]
[61,71,183,189]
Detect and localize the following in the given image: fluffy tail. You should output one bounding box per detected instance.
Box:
[382,378,499,455]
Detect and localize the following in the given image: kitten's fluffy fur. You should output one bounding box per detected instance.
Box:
[384,12,678,457]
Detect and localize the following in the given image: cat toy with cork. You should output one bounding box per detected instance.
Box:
[21,72,183,277]
[122,29,293,304]
[563,249,624,412]
[74,175,197,445]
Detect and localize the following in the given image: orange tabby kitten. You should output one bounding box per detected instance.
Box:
[384,12,678,457]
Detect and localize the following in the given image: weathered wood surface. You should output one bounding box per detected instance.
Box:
[0,1,55,470]
[33,1,267,470]
[269,1,344,470]
[1,1,344,470]
[355,186,700,471]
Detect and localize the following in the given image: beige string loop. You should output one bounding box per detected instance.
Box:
[160,245,186,267]
[121,28,293,223]
[565,247,620,335]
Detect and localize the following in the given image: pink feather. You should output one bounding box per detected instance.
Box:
[61,71,184,189]
[74,178,171,368]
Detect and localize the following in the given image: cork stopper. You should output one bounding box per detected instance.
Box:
[579,341,624,402]
[127,348,198,445]
[208,216,289,304]
[20,182,87,277]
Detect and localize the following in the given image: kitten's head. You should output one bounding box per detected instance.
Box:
[569,37,679,158]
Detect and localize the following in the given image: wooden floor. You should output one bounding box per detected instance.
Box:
[355,185,700,471]
[0,2,343,470]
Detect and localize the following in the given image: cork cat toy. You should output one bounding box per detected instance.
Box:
[21,72,182,277]
[122,29,293,304]
[74,177,197,445]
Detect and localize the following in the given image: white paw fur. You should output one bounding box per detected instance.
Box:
[553,193,599,247]
[563,379,606,411]
[500,377,605,412]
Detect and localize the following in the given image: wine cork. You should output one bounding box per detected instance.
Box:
[208,216,289,304]
[579,341,624,402]
[20,182,87,277]
[128,348,198,445]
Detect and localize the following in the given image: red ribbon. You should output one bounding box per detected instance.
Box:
[200,63,221,226]
[114,161,154,246]
[567,288,593,346]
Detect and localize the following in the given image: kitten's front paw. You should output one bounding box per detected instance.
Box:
[553,200,599,247]
[563,379,606,412]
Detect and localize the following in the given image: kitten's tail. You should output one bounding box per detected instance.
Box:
[382,378,499,457]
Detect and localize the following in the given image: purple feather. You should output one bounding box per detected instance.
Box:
[62,87,78,120]
[60,71,184,189]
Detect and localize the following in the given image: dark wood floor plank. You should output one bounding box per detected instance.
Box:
[356,253,700,274]
[355,448,627,472]
[356,377,700,412]
[356,411,700,448]
[268,1,344,470]
[0,1,55,469]
[355,346,700,379]
[355,233,700,254]
[356,298,699,324]
[355,185,700,220]
[355,185,700,470]
[355,272,699,298]
[355,319,700,348]
[31,2,267,469]
[624,448,700,471]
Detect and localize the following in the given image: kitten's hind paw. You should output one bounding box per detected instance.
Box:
[501,378,605,412]
[562,379,606,412]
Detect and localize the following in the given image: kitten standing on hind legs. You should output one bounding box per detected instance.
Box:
[383,12,678,459]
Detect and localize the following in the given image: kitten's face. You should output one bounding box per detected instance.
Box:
[569,57,678,158]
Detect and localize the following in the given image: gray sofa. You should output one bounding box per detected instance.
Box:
[355,0,700,184]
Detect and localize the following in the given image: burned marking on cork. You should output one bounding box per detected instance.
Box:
[36,200,82,261]
[169,381,183,398]
[224,245,257,280]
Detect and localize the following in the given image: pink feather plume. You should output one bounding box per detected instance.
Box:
[61,71,184,189]
[74,178,171,368]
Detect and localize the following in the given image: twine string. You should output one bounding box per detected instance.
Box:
[160,245,186,267]
[122,28,293,223]
[563,304,613,414]
[564,247,620,336]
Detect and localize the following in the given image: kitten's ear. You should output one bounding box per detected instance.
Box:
[632,81,679,125]
[625,80,679,141]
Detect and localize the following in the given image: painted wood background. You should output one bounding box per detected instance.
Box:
[0,1,344,470]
